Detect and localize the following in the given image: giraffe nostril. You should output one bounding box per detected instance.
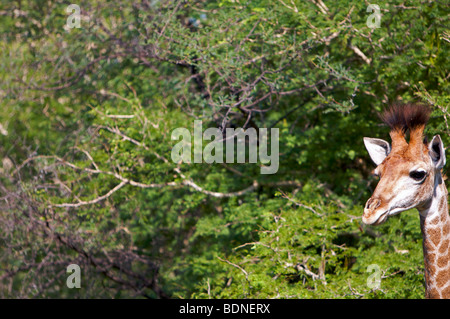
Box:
[365,198,381,210]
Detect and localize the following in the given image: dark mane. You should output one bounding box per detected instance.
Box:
[380,102,431,133]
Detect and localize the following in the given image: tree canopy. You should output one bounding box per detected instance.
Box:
[0,0,448,298]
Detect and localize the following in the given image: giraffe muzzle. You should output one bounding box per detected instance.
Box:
[363,198,388,225]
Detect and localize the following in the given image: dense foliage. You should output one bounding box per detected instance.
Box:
[0,0,448,298]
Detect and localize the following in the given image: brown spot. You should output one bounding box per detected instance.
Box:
[437,255,449,268]
[438,200,446,216]
[424,255,437,274]
[423,239,436,255]
[424,270,430,285]
[443,222,450,237]
[441,285,450,299]
[439,240,449,254]
[428,252,437,261]
[435,268,450,288]
[427,227,442,247]
[427,287,440,299]
[430,216,440,226]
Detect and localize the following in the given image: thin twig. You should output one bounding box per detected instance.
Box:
[279,189,323,216]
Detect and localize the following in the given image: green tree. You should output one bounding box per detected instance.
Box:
[0,0,448,298]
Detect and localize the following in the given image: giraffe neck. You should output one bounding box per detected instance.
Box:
[418,173,450,299]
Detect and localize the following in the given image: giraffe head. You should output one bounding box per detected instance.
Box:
[363,103,446,225]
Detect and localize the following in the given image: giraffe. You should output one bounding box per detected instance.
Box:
[362,103,450,299]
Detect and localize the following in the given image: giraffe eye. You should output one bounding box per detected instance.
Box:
[409,170,427,181]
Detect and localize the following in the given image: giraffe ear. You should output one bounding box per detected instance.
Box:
[429,135,446,170]
[363,137,391,166]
